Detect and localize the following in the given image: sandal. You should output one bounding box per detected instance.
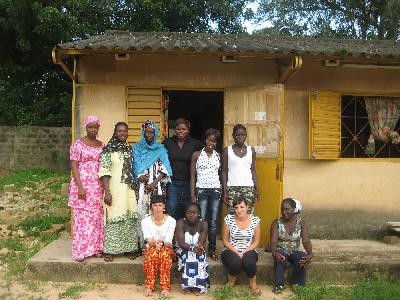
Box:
[250,286,262,295]
[208,252,219,261]
[76,258,85,262]
[125,252,138,260]
[272,285,284,294]
[103,254,113,262]
[160,289,170,297]
[145,288,153,297]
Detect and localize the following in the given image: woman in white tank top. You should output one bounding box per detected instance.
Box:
[222,124,259,214]
[190,128,221,260]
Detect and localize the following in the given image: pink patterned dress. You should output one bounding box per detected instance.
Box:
[68,139,104,261]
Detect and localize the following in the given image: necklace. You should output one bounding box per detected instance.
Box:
[234,144,246,153]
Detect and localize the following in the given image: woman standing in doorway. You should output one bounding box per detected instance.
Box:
[163,118,203,220]
[69,116,104,262]
[133,120,172,250]
[222,124,259,214]
[99,122,139,262]
[190,128,221,260]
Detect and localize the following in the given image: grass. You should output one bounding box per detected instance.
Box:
[0,168,68,191]
[19,213,69,236]
[211,285,260,300]
[1,237,24,251]
[58,283,90,299]
[291,276,400,300]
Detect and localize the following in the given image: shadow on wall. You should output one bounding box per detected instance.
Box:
[303,209,397,240]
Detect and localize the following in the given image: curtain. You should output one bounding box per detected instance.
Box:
[364,97,400,155]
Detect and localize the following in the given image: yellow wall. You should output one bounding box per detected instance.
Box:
[284,57,400,212]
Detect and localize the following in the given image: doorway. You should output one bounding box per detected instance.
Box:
[165,90,224,151]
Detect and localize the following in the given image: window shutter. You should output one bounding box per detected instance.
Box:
[309,90,341,159]
[126,87,163,144]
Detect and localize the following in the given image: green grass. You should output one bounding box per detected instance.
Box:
[0,237,24,251]
[292,277,400,300]
[0,168,68,191]
[58,283,90,299]
[211,286,260,300]
[19,213,69,236]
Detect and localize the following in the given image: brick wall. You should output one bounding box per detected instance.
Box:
[0,126,71,172]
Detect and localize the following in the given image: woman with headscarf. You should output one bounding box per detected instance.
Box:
[99,122,139,262]
[133,120,172,250]
[68,115,104,262]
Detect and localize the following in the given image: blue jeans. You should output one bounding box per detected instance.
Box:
[197,188,221,253]
[166,180,191,220]
[274,249,307,285]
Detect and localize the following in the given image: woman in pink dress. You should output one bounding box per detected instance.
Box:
[68,115,104,262]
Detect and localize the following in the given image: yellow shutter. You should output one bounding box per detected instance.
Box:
[309,90,341,159]
[126,87,163,144]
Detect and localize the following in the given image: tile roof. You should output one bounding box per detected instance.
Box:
[57,31,400,59]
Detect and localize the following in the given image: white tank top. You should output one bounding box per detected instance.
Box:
[196,148,221,188]
[227,145,254,187]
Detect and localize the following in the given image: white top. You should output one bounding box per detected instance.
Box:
[196,148,221,188]
[224,214,260,253]
[227,145,254,187]
[141,215,176,244]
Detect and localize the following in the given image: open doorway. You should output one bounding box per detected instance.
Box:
[165,90,224,151]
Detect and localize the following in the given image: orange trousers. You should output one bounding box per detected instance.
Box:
[143,246,173,291]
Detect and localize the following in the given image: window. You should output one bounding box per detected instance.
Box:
[309,90,400,159]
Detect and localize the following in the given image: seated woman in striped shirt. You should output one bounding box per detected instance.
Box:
[221,195,261,294]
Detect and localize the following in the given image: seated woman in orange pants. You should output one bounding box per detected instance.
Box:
[141,194,176,297]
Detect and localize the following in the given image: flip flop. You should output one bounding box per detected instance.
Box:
[103,254,113,262]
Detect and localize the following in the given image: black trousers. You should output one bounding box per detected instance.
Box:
[221,249,258,278]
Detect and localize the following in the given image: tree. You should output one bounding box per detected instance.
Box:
[0,0,251,126]
[255,0,400,40]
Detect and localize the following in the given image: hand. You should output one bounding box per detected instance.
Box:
[299,254,313,267]
[138,174,149,183]
[77,186,86,200]
[146,239,155,247]
[190,195,197,204]
[155,241,163,248]
[254,188,259,202]
[194,244,204,255]
[236,251,243,259]
[104,192,112,206]
[145,182,156,193]
[273,252,286,263]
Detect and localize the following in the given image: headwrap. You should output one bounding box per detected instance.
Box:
[102,128,134,188]
[84,115,100,126]
[293,199,302,214]
[133,120,173,177]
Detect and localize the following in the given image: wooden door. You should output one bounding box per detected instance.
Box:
[224,85,284,246]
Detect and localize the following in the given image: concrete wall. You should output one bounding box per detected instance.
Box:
[283,58,400,238]
[0,126,70,172]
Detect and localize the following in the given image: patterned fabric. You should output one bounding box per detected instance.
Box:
[132,120,172,177]
[176,221,209,293]
[226,186,255,214]
[84,115,100,125]
[99,151,138,254]
[143,246,173,291]
[72,208,104,260]
[102,136,134,188]
[224,214,260,253]
[136,160,170,248]
[277,218,302,255]
[104,211,138,254]
[68,139,104,260]
[365,97,400,143]
[195,148,220,188]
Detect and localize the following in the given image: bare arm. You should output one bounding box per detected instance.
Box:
[175,219,190,250]
[251,146,259,202]
[270,219,285,262]
[101,176,112,205]
[243,223,260,253]
[71,160,85,199]
[222,221,240,257]
[299,220,313,266]
[190,151,200,203]
[194,221,208,255]
[221,147,228,204]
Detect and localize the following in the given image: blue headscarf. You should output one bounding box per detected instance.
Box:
[132,120,173,177]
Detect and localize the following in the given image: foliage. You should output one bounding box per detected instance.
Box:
[0,167,68,190]
[0,0,251,127]
[19,213,69,236]
[58,283,90,299]
[256,0,400,40]
[211,285,260,300]
[292,276,400,300]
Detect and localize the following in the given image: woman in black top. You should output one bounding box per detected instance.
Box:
[163,118,203,220]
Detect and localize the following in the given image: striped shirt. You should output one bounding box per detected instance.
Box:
[224,214,260,253]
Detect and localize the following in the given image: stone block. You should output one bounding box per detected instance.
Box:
[3,184,14,193]
[383,235,400,244]
[42,194,55,202]
[60,183,70,196]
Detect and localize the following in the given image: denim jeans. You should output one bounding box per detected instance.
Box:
[196,188,221,253]
[274,249,307,286]
[166,180,191,220]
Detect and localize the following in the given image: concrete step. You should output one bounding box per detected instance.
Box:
[25,237,400,284]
